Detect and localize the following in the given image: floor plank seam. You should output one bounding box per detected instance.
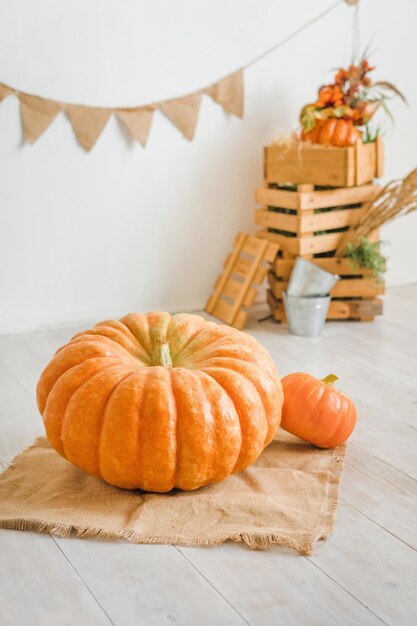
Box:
[304,345,417,404]
[51,537,115,625]
[336,355,417,390]
[173,545,252,626]
[349,442,417,482]
[340,499,416,552]
[305,557,389,626]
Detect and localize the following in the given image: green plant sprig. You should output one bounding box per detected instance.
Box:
[346,237,387,283]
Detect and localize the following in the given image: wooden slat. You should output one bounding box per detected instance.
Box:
[258,226,381,257]
[268,290,384,321]
[299,183,380,210]
[233,257,251,278]
[222,277,244,301]
[268,272,384,299]
[355,141,380,187]
[298,207,314,242]
[338,278,384,298]
[299,207,364,232]
[225,241,268,324]
[346,144,356,187]
[298,232,347,256]
[263,242,280,263]
[206,232,278,329]
[234,247,278,279]
[376,134,384,179]
[265,144,352,187]
[253,265,268,285]
[255,187,301,210]
[243,287,257,307]
[211,299,234,322]
[273,257,374,279]
[257,230,344,256]
[222,254,232,269]
[255,208,298,232]
[267,273,287,298]
[264,142,381,188]
[297,183,314,192]
[267,289,383,321]
[233,310,248,330]
[256,230,299,254]
[255,183,379,211]
[241,235,265,256]
[262,146,267,181]
[206,232,246,313]
[334,298,384,317]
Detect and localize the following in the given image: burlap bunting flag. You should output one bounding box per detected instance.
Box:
[66,104,113,151]
[117,107,154,147]
[159,93,202,141]
[19,94,62,144]
[205,70,244,118]
[0,83,13,102]
[0,69,244,150]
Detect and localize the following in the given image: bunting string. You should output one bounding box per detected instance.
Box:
[0,0,351,151]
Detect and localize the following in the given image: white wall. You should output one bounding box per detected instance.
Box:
[0,0,416,333]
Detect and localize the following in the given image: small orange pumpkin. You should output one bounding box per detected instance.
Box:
[301,118,360,147]
[37,312,283,492]
[281,372,356,448]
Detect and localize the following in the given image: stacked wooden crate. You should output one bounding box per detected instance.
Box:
[255,138,385,322]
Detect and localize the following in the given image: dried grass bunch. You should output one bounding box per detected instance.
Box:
[337,166,417,255]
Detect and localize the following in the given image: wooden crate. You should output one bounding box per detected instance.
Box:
[267,256,384,322]
[255,183,380,258]
[264,136,383,187]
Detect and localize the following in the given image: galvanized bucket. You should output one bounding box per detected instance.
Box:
[287,257,339,297]
[283,291,331,337]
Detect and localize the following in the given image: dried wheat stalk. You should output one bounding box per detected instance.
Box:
[336,166,417,256]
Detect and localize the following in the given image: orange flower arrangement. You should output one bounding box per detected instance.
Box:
[300,58,405,147]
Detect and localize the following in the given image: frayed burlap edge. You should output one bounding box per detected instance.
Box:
[318,447,346,545]
[0,438,347,556]
[0,517,315,555]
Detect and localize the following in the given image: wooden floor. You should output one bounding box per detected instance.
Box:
[1,285,416,626]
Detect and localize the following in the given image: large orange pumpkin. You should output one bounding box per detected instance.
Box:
[37,312,283,492]
[280,373,356,448]
[301,118,360,147]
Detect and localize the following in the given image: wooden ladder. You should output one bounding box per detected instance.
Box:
[205,232,279,329]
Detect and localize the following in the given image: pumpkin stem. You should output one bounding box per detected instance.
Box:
[322,373,339,385]
[159,341,173,368]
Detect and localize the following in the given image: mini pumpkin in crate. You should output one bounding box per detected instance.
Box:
[37,312,283,492]
[300,58,405,147]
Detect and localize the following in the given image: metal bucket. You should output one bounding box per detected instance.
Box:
[287,257,339,297]
[283,291,330,337]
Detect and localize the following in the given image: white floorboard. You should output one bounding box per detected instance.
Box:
[0,285,416,626]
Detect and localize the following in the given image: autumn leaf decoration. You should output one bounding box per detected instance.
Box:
[300,58,406,141]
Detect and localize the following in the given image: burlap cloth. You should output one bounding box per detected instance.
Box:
[0,433,346,555]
